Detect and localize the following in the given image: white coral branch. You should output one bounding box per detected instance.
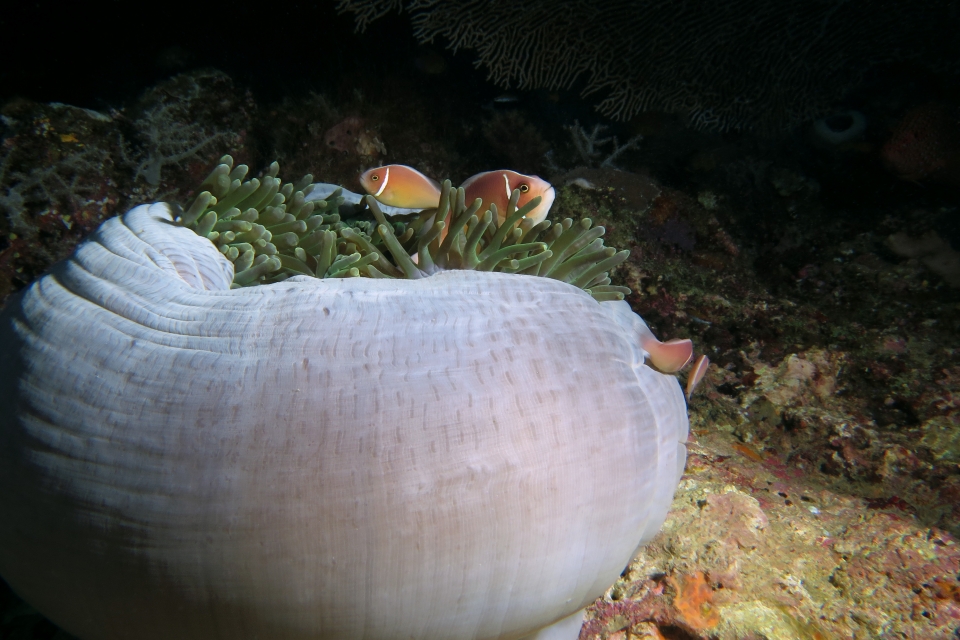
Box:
[565,119,642,169]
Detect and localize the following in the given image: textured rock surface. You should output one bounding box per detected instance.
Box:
[579,369,960,640]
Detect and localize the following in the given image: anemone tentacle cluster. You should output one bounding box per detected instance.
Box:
[181,156,631,302]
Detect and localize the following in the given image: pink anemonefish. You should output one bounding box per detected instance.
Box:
[635,327,709,400]
[460,170,556,225]
[359,165,442,210]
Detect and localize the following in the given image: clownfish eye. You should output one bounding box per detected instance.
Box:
[371,174,380,181]
[519,183,530,193]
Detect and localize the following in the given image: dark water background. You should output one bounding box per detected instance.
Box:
[0,2,486,114]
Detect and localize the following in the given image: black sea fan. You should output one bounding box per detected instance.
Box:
[338,0,960,132]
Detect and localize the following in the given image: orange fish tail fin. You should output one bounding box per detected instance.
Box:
[685,355,710,399]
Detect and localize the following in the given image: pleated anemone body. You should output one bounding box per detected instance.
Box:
[0,157,691,640]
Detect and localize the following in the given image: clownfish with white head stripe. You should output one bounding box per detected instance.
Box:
[460,170,556,225]
[359,165,442,210]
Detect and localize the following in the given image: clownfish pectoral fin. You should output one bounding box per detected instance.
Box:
[685,355,710,399]
[640,336,694,373]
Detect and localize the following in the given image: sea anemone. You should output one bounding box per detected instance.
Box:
[0,158,690,640]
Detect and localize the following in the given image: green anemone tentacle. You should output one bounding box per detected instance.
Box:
[181,156,631,301]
